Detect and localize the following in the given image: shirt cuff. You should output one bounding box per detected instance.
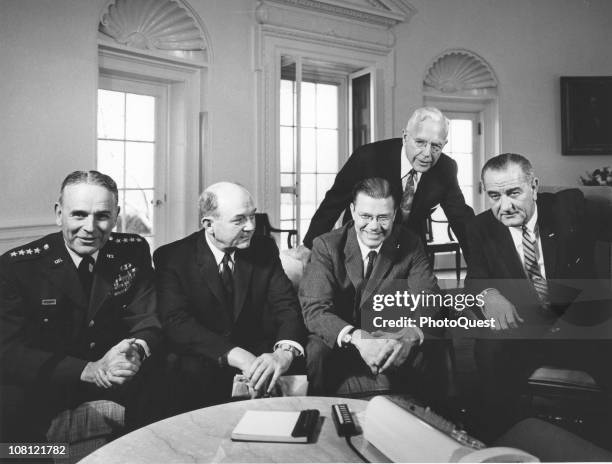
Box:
[337,325,354,347]
[273,340,304,357]
[133,339,151,359]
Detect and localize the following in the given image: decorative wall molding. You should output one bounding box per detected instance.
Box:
[260,0,416,27]
[423,49,497,95]
[255,0,415,51]
[99,0,211,62]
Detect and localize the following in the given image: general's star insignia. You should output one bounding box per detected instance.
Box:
[18,250,25,256]
[10,252,17,257]
[34,248,41,254]
[26,249,33,255]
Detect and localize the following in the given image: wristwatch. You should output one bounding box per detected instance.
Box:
[341,327,358,347]
[277,343,301,357]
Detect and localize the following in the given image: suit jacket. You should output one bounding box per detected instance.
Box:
[0,232,160,390]
[465,189,598,323]
[153,231,305,363]
[299,222,439,348]
[302,138,475,259]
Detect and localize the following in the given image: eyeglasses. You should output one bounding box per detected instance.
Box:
[404,133,445,154]
[357,214,393,226]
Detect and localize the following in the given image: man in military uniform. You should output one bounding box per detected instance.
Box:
[0,171,162,441]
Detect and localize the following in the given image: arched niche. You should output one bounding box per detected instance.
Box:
[98,0,211,63]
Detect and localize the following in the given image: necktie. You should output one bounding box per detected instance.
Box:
[400,169,417,221]
[522,226,549,307]
[78,255,95,298]
[364,250,377,280]
[220,252,234,305]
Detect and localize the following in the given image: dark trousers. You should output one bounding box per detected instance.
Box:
[305,334,449,404]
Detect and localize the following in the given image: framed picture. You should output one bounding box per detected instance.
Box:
[561,76,612,155]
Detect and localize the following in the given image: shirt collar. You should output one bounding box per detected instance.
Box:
[205,231,236,266]
[514,204,539,235]
[400,145,421,182]
[355,234,383,260]
[64,243,99,268]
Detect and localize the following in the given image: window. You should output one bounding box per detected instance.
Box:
[278,57,347,247]
[97,78,167,248]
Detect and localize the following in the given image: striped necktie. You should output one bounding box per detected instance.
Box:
[522,226,549,307]
[400,169,417,221]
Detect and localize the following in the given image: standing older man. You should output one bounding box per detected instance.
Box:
[0,171,162,441]
[300,178,447,399]
[154,182,305,410]
[303,107,474,261]
[466,153,611,437]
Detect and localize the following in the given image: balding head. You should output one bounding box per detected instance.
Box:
[199,182,256,251]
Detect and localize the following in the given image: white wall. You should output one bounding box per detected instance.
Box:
[394,0,612,185]
[1,0,611,252]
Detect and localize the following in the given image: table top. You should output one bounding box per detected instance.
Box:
[81,396,389,463]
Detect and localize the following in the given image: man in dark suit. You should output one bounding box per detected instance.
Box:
[0,171,162,441]
[466,153,611,437]
[154,182,305,410]
[303,107,474,261]
[300,178,447,399]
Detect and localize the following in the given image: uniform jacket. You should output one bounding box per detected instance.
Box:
[153,231,305,362]
[299,222,439,348]
[302,138,475,260]
[465,189,598,322]
[0,232,160,389]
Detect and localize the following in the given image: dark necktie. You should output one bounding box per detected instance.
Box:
[78,255,95,298]
[522,226,549,307]
[400,169,417,221]
[220,252,234,305]
[364,250,377,280]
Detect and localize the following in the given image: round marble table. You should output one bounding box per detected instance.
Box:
[80,396,389,463]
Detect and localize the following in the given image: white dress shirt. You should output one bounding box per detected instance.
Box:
[401,145,422,190]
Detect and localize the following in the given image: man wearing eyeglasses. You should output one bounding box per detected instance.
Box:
[303,106,474,263]
[300,178,447,399]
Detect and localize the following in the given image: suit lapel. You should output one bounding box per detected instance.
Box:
[232,250,253,321]
[196,232,229,309]
[343,227,364,292]
[43,234,88,310]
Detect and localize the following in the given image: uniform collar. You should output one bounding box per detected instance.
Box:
[64,243,99,268]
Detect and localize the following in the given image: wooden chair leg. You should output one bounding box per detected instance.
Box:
[455,250,461,283]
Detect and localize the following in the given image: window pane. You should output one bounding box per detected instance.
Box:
[98,90,125,139]
[115,190,126,233]
[124,189,154,236]
[452,153,472,185]
[97,140,125,188]
[316,129,338,172]
[301,82,316,128]
[316,84,338,129]
[280,173,295,187]
[316,174,335,205]
[281,193,295,222]
[461,187,473,208]
[300,128,316,173]
[300,173,316,219]
[125,142,155,189]
[280,126,295,173]
[450,119,472,153]
[280,80,295,127]
[281,219,295,231]
[126,94,155,142]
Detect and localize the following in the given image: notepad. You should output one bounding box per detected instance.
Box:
[231,409,319,443]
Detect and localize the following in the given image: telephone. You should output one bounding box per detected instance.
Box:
[363,396,539,462]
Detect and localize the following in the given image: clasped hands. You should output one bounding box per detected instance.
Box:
[228,346,294,397]
[351,328,419,375]
[81,338,143,388]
